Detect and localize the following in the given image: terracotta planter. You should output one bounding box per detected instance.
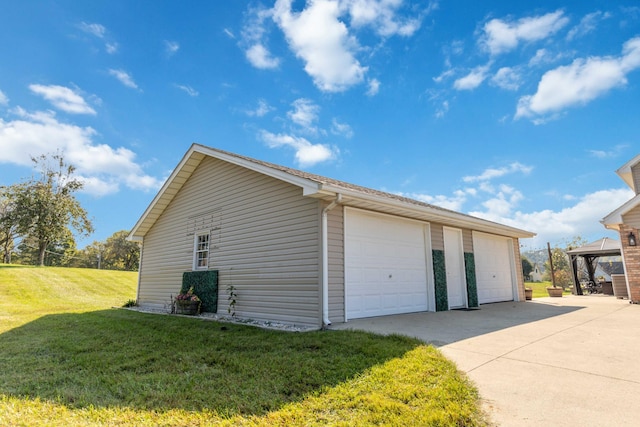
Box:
[525,288,533,301]
[546,287,563,298]
[175,300,201,315]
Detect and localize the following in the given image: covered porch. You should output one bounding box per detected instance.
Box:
[566,237,622,296]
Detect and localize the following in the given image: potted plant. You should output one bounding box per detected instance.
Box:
[525,287,533,300]
[174,286,201,315]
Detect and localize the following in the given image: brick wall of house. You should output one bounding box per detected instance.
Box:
[619,224,640,303]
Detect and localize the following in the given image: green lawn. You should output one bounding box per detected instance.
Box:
[525,281,572,298]
[0,265,487,426]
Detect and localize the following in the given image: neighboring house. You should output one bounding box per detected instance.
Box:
[530,263,545,282]
[602,153,640,303]
[129,144,535,328]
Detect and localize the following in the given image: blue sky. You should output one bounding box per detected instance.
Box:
[0,0,638,251]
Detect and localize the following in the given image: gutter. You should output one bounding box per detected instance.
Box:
[321,194,342,326]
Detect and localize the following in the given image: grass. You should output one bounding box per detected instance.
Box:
[0,264,488,426]
[525,281,572,298]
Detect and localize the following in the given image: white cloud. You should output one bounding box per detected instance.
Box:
[516,37,640,120]
[29,84,96,115]
[402,189,469,211]
[471,188,635,249]
[344,0,424,37]
[588,144,628,159]
[175,84,199,97]
[105,43,118,54]
[435,100,449,118]
[108,69,139,90]
[246,99,273,117]
[463,162,533,182]
[491,67,521,91]
[273,0,367,92]
[0,108,161,196]
[287,98,320,131]
[245,43,280,69]
[259,130,337,167]
[0,90,8,106]
[224,28,235,39]
[454,64,491,90]
[165,40,180,57]
[433,68,455,83]
[331,118,353,138]
[78,22,106,38]
[481,10,569,55]
[567,11,611,41]
[78,22,117,54]
[242,6,280,70]
[366,78,380,96]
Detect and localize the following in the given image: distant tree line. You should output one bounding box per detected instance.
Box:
[0,153,139,271]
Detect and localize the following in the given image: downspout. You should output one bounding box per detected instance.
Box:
[135,240,143,304]
[321,194,342,326]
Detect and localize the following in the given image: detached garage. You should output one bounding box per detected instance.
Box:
[129,144,535,329]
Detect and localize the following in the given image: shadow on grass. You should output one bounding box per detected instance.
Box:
[0,309,421,416]
[332,300,586,346]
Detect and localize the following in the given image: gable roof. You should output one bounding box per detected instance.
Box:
[129,143,535,240]
[602,193,640,230]
[566,237,621,257]
[616,153,640,192]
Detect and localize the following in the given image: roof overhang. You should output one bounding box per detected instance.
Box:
[129,143,536,241]
[616,153,640,192]
[317,183,535,238]
[566,238,621,257]
[601,193,640,231]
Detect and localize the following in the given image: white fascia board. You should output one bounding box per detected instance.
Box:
[319,184,535,239]
[616,154,640,191]
[128,144,205,240]
[601,193,640,229]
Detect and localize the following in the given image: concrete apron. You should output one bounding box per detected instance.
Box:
[330,295,640,427]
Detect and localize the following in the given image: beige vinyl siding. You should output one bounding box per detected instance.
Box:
[138,156,322,327]
[462,229,473,253]
[632,163,640,195]
[327,206,345,322]
[431,224,444,251]
[622,205,640,227]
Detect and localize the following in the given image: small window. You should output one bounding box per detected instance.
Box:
[194,232,210,269]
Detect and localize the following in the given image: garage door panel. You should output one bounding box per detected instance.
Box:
[473,233,515,304]
[346,209,429,319]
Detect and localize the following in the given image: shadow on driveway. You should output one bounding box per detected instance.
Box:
[331,299,583,346]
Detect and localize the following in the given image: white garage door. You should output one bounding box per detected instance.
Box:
[473,232,515,304]
[345,209,429,320]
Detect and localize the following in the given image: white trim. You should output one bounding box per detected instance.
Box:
[443,226,468,310]
[616,153,640,191]
[602,194,640,229]
[323,185,535,239]
[129,144,536,242]
[423,223,435,312]
[193,231,211,271]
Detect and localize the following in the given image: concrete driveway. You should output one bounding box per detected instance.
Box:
[331,295,640,426]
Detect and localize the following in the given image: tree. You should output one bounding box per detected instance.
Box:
[10,153,93,266]
[0,190,19,263]
[521,256,533,281]
[544,245,572,289]
[102,230,140,271]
